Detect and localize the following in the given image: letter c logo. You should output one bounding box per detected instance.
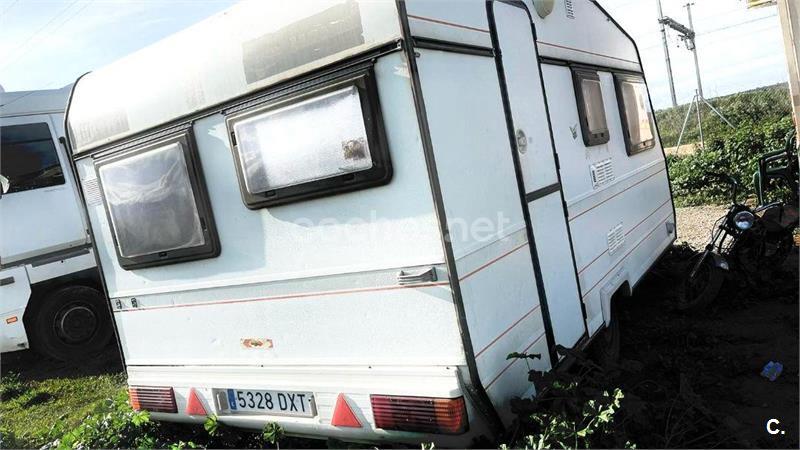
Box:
[767,419,782,435]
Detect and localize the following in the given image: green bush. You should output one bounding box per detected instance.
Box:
[657,83,792,149]
[44,390,288,449]
[667,116,795,206]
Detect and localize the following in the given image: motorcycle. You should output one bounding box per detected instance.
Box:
[679,170,798,311]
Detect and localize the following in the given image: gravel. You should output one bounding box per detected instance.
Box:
[675,205,728,250]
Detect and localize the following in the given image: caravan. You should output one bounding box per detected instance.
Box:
[65,0,675,444]
[0,87,111,359]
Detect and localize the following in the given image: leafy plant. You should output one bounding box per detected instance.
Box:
[667,119,795,206]
[503,346,634,449]
[262,422,285,448]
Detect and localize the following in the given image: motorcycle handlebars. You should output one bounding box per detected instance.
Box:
[704,171,740,204]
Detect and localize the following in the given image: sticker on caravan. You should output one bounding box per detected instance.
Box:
[241,338,273,349]
[570,124,579,140]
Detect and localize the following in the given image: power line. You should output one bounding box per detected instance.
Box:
[0,0,20,19]
[697,14,778,36]
[0,0,80,71]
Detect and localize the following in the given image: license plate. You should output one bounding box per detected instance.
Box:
[218,389,315,417]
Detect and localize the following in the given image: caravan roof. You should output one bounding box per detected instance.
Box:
[0,86,71,118]
[66,0,640,157]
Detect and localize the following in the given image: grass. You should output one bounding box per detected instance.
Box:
[0,372,125,448]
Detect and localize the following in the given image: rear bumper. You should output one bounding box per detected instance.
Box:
[130,364,487,445]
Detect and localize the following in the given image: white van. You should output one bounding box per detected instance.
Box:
[0,86,111,360]
[65,0,675,445]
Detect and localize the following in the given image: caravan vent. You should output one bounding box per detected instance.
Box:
[82,178,102,206]
[607,224,625,255]
[590,159,615,189]
[564,0,576,19]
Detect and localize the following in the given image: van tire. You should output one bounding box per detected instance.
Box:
[30,286,112,360]
[591,302,620,367]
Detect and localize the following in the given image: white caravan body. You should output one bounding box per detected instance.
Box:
[66,0,675,444]
[0,87,103,356]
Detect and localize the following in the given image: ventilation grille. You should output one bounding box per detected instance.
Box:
[607,224,625,255]
[565,0,576,19]
[590,159,615,189]
[82,178,102,206]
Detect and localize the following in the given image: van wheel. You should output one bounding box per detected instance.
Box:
[31,286,112,360]
[591,303,620,366]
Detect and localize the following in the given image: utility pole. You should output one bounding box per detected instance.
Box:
[660,7,734,150]
[656,0,678,107]
[685,2,703,98]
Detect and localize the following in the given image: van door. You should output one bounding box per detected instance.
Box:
[0,115,87,264]
[490,1,587,349]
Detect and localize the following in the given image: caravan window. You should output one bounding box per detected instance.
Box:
[0,123,65,194]
[95,131,219,269]
[226,70,391,208]
[615,74,656,155]
[572,69,609,146]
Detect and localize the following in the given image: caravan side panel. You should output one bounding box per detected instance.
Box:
[542,64,674,334]
[73,52,465,368]
[415,48,551,415]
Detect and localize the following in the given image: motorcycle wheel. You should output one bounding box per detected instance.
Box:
[678,253,724,311]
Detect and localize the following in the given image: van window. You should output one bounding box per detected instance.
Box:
[0,122,65,194]
[226,70,391,208]
[95,131,219,269]
[572,69,609,146]
[615,74,656,155]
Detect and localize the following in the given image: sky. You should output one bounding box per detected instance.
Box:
[0,0,790,110]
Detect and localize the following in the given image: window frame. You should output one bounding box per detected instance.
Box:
[225,67,391,209]
[614,73,657,155]
[93,129,220,270]
[0,122,66,194]
[571,68,610,147]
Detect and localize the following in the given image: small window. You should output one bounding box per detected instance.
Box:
[226,69,391,208]
[94,130,219,269]
[0,123,65,194]
[572,69,609,146]
[615,74,656,155]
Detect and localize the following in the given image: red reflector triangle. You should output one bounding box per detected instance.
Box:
[331,393,361,428]
[185,388,207,416]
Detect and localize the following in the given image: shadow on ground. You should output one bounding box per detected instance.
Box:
[1,345,123,382]
[613,245,799,448]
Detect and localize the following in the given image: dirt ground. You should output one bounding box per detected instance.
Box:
[614,244,799,448]
[2,207,797,449]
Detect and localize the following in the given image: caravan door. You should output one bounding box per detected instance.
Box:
[490,1,587,349]
[0,114,87,264]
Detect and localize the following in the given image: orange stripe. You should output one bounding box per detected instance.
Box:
[118,242,529,313]
[537,41,639,65]
[581,214,672,299]
[459,241,528,281]
[475,304,541,358]
[116,281,449,313]
[407,14,490,33]
[577,199,670,275]
[485,332,546,389]
[569,167,666,222]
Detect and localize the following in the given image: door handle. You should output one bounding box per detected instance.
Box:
[0,277,15,286]
[397,267,438,285]
[516,129,528,154]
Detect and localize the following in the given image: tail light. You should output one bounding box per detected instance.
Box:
[128,386,177,413]
[370,395,468,434]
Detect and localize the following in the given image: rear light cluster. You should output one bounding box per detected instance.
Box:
[128,386,177,413]
[370,395,468,435]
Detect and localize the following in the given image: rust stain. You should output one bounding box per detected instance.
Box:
[241,338,273,349]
